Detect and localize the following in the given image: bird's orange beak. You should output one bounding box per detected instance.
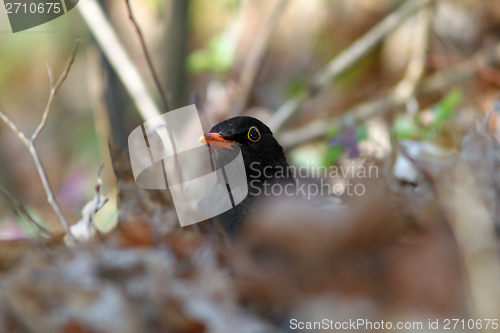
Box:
[199,133,237,151]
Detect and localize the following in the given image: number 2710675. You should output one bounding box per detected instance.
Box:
[443,319,498,330]
[5,2,62,14]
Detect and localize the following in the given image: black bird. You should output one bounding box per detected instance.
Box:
[199,116,294,237]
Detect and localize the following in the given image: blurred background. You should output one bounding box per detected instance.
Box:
[2,1,500,331]
[0,0,500,236]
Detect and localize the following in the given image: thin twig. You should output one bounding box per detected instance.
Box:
[0,111,30,146]
[32,38,81,143]
[123,0,185,188]
[30,146,74,239]
[78,0,186,189]
[230,0,288,116]
[267,0,435,133]
[0,184,53,238]
[0,40,81,241]
[124,0,170,113]
[90,164,108,228]
[125,0,187,190]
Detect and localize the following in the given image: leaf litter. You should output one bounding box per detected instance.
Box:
[0,116,499,332]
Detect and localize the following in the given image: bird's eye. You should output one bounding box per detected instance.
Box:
[247,126,260,142]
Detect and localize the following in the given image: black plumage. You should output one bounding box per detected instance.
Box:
[199,116,294,237]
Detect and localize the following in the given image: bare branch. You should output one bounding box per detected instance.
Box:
[77,0,185,186]
[29,146,74,240]
[124,0,170,113]
[46,62,54,88]
[32,39,81,143]
[268,0,435,133]
[0,40,81,241]
[123,0,185,187]
[0,111,30,147]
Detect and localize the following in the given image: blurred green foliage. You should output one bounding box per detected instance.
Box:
[323,145,344,167]
[286,78,309,98]
[393,88,463,141]
[433,88,462,125]
[187,33,235,73]
[202,0,241,11]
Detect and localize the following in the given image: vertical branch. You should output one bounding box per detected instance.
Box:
[78,0,186,195]
[28,146,74,239]
[124,0,184,187]
[124,0,171,113]
[0,39,81,241]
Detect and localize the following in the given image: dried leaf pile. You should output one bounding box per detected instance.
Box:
[0,124,497,333]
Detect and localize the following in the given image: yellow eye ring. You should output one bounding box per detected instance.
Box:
[247,126,260,142]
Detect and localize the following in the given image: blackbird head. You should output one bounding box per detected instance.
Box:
[200,116,289,182]
[199,116,293,237]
